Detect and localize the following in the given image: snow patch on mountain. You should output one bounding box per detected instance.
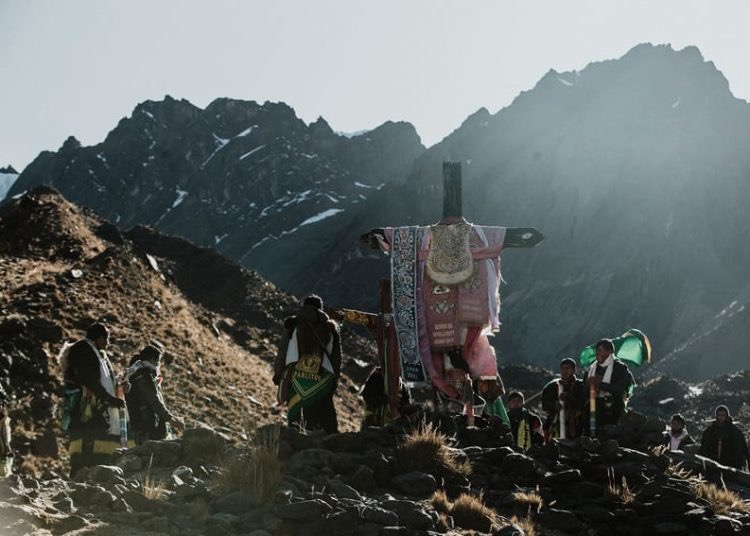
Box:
[299,208,344,227]
[247,208,345,253]
[202,134,231,167]
[240,145,266,160]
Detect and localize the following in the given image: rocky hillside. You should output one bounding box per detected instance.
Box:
[1,407,749,535]
[0,187,372,476]
[1,192,749,536]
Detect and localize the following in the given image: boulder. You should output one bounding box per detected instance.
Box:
[362,505,400,526]
[326,479,361,501]
[273,499,333,521]
[212,491,262,515]
[538,508,584,533]
[380,499,434,529]
[391,471,437,497]
[74,465,124,484]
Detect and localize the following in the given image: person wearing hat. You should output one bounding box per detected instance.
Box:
[698,405,748,469]
[125,342,184,445]
[541,358,587,441]
[506,391,544,451]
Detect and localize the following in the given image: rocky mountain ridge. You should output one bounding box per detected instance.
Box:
[7,43,750,382]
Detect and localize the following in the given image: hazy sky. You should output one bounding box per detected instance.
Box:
[2,1,749,170]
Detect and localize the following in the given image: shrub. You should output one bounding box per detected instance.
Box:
[512,488,543,513]
[509,514,536,536]
[397,422,471,479]
[430,490,497,532]
[450,492,496,532]
[694,480,750,514]
[141,474,166,500]
[430,489,452,514]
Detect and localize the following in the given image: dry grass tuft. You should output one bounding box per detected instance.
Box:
[140,455,167,500]
[512,488,544,513]
[648,444,668,456]
[398,422,471,479]
[509,514,537,536]
[693,480,750,514]
[607,467,635,504]
[217,424,282,502]
[430,489,452,514]
[435,492,496,533]
[665,461,695,481]
[141,474,167,500]
[436,511,452,531]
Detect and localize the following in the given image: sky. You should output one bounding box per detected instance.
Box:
[1,0,750,170]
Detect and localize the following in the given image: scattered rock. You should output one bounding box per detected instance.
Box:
[391,471,437,497]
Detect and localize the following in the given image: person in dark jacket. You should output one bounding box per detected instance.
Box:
[506,391,544,451]
[583,339,635,430]
[663,413,695,451]
[0,381,12,464]
[125,343,184,445]
[59,323,129,477]
[542,358,587,440]
[273,295,342,434]
[699,405,749,469]
[360,366,411,428]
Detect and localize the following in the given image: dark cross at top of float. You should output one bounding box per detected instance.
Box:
[361,161,544,248]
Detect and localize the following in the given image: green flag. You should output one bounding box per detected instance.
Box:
[578,328,652,369]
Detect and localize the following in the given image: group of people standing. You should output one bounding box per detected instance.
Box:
[273,308,749,472]
[59,323,183,476]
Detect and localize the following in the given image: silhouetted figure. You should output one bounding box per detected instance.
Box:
[360,366,411,428]
[274,295,342,434]
[506,391,544,451]
[542,358,586,440]
[59,323,129,477]
[126,343,184,445]
[583,339,635,430]
[0,381,12,476]
[699,405,749,469]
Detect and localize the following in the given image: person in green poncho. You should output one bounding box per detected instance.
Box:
[273,295,342,434]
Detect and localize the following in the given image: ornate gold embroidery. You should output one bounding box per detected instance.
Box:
[429,299,456,315]
[426,222,474,285]
[296,354,322,375]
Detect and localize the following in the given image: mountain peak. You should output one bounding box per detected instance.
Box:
[310,115,334,135]
[60,136,81,152]
[622,42,705,63]
[0,165,18,174]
